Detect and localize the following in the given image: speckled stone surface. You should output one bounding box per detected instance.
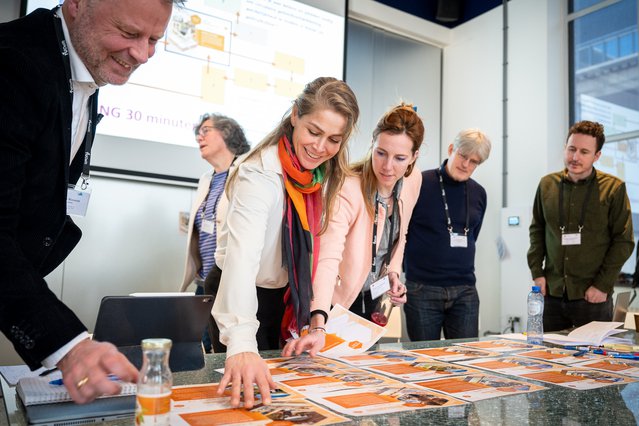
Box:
[3,333,639,425]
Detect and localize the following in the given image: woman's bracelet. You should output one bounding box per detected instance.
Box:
[310,309,328,324]
[310,326,326,334]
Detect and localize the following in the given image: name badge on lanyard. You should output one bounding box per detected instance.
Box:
[370,275,391,300]
[201,219,215,234]
[450,233,468,248]
[561,232,581,246]
[66,184,91,216]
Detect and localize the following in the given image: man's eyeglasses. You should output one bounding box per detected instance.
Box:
[196,126,214,137]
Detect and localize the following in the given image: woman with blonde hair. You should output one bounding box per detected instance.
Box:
[212,77,359,407]
[284,103,424,356]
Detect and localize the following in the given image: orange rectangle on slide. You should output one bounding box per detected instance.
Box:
[325,392,397,409]
[196,29,224,50]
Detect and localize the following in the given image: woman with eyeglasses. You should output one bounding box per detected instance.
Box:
[211,77,359,408]
[283,103,424,357]
[179,114,250,353]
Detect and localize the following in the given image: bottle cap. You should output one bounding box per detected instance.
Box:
[532,285,540,293]
[141,338,172,350]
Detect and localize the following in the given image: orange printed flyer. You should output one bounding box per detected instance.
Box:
[304,383,466,416]
[171,400,348,425]
[414,374,546,402]
[168,383,347,425]
[519,367,637,390]
[320,304,386,358]
[573,358,639,378]
[337,349,426,367]
[363,360,483,382]
[455,356,564,375]
[515,348,601,365]
[409,346,501,361]
[454,339,544,353]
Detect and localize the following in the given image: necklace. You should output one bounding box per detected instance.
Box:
[377,191,392,200]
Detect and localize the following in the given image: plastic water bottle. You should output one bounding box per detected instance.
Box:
[135,338,173,426]
[526,286,544,345]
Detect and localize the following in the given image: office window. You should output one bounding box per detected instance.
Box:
[570,0,609,13]
[569,0,639,275]
[569,0,638,134]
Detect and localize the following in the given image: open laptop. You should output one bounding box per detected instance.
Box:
[93,294,214,372]
[21,395,135,426]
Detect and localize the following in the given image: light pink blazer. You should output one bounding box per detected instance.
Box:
[311,169,422,313]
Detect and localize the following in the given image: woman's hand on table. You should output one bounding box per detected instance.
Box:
[282,329,326,357]
[216,352,276,408]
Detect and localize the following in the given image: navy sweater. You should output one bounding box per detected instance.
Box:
[403,160,487,287]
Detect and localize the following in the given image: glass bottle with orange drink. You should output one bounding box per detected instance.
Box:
[135,338,172,426]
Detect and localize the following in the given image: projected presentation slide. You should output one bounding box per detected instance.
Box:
[26,0,345,148]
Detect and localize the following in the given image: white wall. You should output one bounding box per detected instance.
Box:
[441,4,504,335]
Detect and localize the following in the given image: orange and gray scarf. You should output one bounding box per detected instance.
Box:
[279,135,324,340]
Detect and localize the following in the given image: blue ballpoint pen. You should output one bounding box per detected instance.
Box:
[49,375,120,386]
[611,353,639,360]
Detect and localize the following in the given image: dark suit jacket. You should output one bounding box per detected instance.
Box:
[0,8,88,368]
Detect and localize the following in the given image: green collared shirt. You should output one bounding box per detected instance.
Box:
[527,168,634,299]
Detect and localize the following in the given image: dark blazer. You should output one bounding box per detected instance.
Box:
[0,8,88,369]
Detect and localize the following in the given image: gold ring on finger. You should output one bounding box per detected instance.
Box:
[76,377,89,388]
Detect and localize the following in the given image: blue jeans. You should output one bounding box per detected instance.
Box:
[404,281,479,341]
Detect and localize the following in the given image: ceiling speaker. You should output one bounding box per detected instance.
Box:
[436,0,462,23]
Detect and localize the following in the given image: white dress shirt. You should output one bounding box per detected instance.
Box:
[42,7,97,369]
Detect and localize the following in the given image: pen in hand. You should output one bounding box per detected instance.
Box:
[49,375,122,386]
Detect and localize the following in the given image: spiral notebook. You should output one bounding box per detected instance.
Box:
[16,375,137,406]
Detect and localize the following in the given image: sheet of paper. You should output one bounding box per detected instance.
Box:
[408,346,501,362]
[413,374,546,402]
[169,382,348,426]
[454,339,544,353]
[319,304,386,357]
[573,358,639,378]
[515,348,600,365]
[362,360,483,382]
[0,365,49,387]
[304,383,466,416]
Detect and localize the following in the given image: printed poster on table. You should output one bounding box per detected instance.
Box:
[409,346,501,362]
[572,358,639,378]
[518,367,637,390]
[362,359,484,382]
[413,374,546,402]
[454,339,545,353]
[168,383,348,425]
[456,356,637,389]
[304,383,466,416]
[336,349,425,367]
[515,348,601,365]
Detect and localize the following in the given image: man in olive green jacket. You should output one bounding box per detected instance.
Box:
[527,120,634,332]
